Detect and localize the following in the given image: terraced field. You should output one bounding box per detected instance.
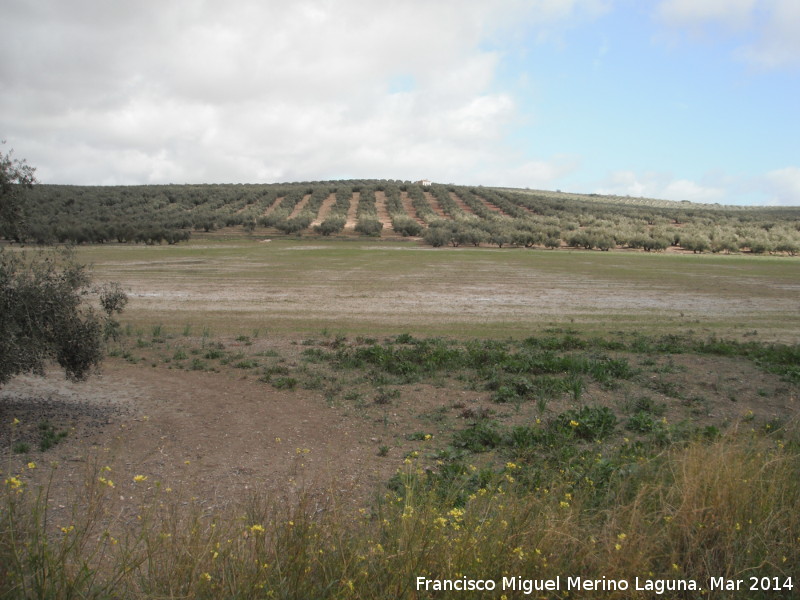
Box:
[19,181,800,255]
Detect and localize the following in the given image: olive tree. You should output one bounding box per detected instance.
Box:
[0,147,127,387]
[1,142,36,240]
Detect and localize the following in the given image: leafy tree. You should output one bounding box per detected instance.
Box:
[422,225,451,247]
[355,218,383,236]
[1,142,36,240]
[0,148,127,387]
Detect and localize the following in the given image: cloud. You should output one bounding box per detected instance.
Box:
[738,0,800,68]
[764,167,800,205]
[656,0,758,30]
[655,0,800,68]
[0,0,603,185]
[595,170,727,203]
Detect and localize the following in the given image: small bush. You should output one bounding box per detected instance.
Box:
[452,421,503,452]
[556,406,617,440]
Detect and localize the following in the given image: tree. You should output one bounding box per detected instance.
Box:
[1,142,36,240]
[0,147,127,387]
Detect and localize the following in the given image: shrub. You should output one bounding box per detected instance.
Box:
[354,218,383,236]
[391,216,423,237]
[556,406,617,440]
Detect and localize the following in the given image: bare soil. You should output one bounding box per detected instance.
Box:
[287,193,312,219]
[3,336,797,520]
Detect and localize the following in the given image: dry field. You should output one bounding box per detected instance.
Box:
[4,238,799,501]
[2,237,799,598]
[80,237,800,340]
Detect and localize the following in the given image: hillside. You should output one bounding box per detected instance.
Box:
[11,180,800,254]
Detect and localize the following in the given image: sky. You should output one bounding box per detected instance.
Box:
[1,0,798,205]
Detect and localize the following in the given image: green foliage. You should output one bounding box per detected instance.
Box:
[354,218,383,236]
[38,421,69,451]
[314,216,346,236]
[0,249,109,385]
[391,215,423,237]
[0,143,36,240]
[453,421,503,452]
[556,405,618,440]
[7,175,800,253]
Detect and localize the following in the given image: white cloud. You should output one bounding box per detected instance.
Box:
[656,0,757,30]
[656,0,800,68]
[596,170,727,203]
[738,0,800,68]
[0,0,603,185]
[764,167,800,206]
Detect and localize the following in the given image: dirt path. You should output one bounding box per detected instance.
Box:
[1,361,398,516]
[344,192,360,231]
[310,193,336,227]
[262,196,284,216]
[400,192,425,225]
[374,191,395,233]
[450,191,478,216]
[288,193,312,219]
[473,192,510,217]
[424,191,448,218]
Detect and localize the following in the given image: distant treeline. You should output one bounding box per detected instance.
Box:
[8,180,800,254]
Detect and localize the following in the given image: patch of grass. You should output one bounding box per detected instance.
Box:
[233,359,259,369]
[38,422,68,451]
[12,442,30,454]
[189,358,208,371]
[270,376,297,390]
[374,388,401,405]
[555,405,617,441]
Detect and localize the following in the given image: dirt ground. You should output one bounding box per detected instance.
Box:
[2,334,798,524]
[1,357,406,527]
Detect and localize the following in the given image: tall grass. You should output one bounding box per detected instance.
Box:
[2,427,797,598]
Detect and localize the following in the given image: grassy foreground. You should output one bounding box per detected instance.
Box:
[3,418,798,599]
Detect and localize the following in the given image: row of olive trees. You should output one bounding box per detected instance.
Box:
[9,178,800,250]
[381,183,423,237]
[314,187,351,236]
[354,188,383,236]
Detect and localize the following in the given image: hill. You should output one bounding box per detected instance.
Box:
[10,180,800,254]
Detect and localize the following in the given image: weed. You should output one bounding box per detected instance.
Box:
[189,358,208,371]
[556,406,617,440]
[627,411,656,433]
[649,377,683,398]
[271,376,298,390]
[233,359,258,369]
[374,388,401,405]
[38,421,68,451]
[12,442,30,454]
[343,390,363,403]
[204,348,224,360]
[452,421,503,452]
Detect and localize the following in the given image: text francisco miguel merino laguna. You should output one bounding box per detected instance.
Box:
[416,575,704,595]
